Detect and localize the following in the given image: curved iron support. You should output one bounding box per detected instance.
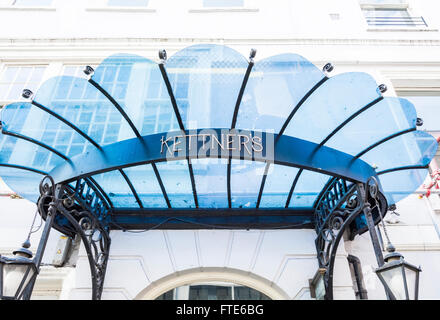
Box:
[255,77,330,208]
[88,79,142,139]
[228,55,255,208]
[56,203,111,300]
[314,176,389,299]
[158,61,199,208]
[37,176,111,300]
[315,180,364,299]
[1,127,71,163]
[324,184,364,299]
[31,100,102,150]
[0,163,48,175]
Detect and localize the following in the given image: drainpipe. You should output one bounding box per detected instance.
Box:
[347,254,368,300]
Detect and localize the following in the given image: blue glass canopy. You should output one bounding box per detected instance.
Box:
[0,44,437,229]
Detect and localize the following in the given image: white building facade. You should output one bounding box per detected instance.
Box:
[0,0,440,300]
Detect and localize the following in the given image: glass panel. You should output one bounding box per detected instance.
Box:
[325,97,417,156]
[34,76,136,145]
[91,170,138,207]
[230,159,265,208]
[379,266,407,299]
[0,134,65,173]
[259,164,299,208]
[203,0,244,7]
[314,276,326,300]
[155,289,174,300]
[122,164,168,208]
[166,44,248,129]
[283,72,380,144]
[1,102,92,158]
[3,264,32,298]
[191,158,228,208]
[188,285,232,300]
[378,168,429,205]
[234,286,271,300]
[403,265,418,300]
[0,167,43,202]
[399,94,440,131]
[107,0,149,6]
[235,53,324,133]
[288,170,331,208]
[0,66,46,101]
[155,160,195,208]
[360,131,437,173]
[92,54,178,135]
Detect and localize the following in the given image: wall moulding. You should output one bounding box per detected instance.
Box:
[135,267,289,300]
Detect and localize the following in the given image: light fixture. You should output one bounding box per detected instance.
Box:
[0,199,56,300]
[309,268,327,300]
[365,176,421,300]
[0,241,38,300]
[375,248,421,300]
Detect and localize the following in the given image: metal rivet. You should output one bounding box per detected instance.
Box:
[159,49,167,61]
[378,84,387,93]
[22,89,33,99]
[83,65,94,76]
[323,63,334,73]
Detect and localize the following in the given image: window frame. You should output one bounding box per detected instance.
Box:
[0,0,55,11]
[359,0,429,31]
[11,0,53,6]
[189,0,258,13]
[86,0,156,13]
[0,64,48,105]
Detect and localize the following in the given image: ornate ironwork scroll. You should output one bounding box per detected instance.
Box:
[37,176,111,300]
[314,178,365,300]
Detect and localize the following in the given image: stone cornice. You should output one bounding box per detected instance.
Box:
[0,37,439,48]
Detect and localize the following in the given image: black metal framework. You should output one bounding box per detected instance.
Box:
[158,52,199,208]
[88,78,142,139]
[347,254,368,299]
[1,127,71,163]
[36,175,111,300]
[313,177,388,299]
[289,95,385,203]
[30,100,102,150]
[255,76,330,209]
[0,48,428,300]
[0,163,47,175]
[227,49,256,208]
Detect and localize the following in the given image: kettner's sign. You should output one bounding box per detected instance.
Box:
[159,128,274,161]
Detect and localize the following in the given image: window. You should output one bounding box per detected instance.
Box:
[62,65,89,78]
[359,0,427,28]
[107,0,149,6]
[155,283,271,300]
[142,67,185,134]
[397,91,440,132]
[203,0,244,7]
[0,66,46,101]
[12,0,52,6]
